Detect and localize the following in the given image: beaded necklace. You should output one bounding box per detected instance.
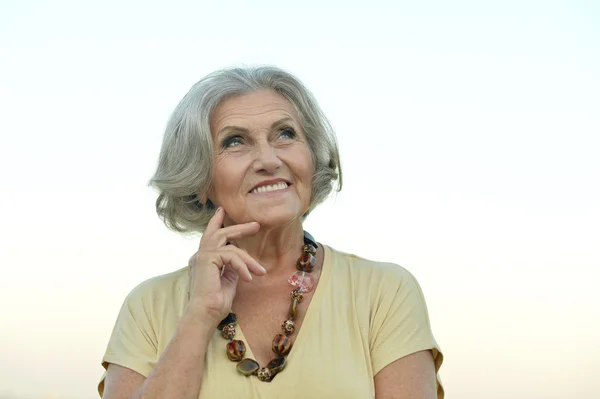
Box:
[217,231,318,382]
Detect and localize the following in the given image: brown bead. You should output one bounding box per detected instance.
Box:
[288,296,300,320]
[226,340,246,361]
[218,313,237,330]
[296,252,316,272]
[290,289,304,301]
[236,358,259,376]
[272,334,293,356]
[221,324,236,340]
[266,357,286,376]
[281,319,295,335]
[257,367,272,382]
[303,244,317,255]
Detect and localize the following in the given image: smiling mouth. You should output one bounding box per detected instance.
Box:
[250,182,290,194]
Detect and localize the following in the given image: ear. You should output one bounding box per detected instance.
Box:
[196,192,208,205]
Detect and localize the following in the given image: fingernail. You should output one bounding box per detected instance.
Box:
[259,265,267,273]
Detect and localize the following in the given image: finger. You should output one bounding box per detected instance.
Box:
[201,206,225,247]
[211,222,261,247]
[223,245,267,276]
[217,251,253,282]
[220,266,240,299]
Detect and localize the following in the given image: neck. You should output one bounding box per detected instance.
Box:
[228,220,306,274]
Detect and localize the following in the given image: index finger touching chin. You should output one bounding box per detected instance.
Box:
[201,206,224,242]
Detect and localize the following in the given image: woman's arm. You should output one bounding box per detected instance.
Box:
[100,208,266,398]
[374,350,437,399]
[102,309,214,399]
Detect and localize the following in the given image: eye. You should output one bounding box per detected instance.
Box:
[222,135,244,148]
[279,127,296,139]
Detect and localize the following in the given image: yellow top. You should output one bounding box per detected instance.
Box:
[99,245,444,398]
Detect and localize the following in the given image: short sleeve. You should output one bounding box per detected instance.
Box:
[369,266,444,396]
[98,283,158,397]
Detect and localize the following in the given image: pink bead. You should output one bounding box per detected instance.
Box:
[288,271,315,293]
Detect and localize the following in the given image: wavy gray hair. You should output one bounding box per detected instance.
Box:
[148,66,342,234]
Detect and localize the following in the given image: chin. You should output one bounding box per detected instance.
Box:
[253,214,298,228]
[251,206,305,228]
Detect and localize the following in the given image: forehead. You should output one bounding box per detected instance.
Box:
[211,89,300,133]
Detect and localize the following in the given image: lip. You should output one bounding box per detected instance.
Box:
[249,178,291,193]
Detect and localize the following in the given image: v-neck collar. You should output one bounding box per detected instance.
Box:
[235,244,332,370]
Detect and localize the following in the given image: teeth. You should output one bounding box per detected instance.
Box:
[252,182,288,194]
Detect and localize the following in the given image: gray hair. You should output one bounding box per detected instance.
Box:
[148,66,343,234]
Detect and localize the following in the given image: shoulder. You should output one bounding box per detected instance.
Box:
[325,245,419,287]
[123,266,189,308]
[324,245,429,311]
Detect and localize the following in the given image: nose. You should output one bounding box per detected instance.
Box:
[252,140,282,173]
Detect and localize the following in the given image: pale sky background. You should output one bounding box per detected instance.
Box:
[1,1,599,398]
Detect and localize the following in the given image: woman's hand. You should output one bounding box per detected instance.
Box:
[186,206,266,326]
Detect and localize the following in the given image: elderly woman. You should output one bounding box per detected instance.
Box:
[98,66,444,398]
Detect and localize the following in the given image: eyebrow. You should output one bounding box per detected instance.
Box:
[217,117,297,138]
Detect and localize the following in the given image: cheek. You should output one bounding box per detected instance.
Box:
[302,148,315,180]
[211,158,244,201]
[296,151,314,195]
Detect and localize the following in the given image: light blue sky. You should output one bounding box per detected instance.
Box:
[1,1,599,398]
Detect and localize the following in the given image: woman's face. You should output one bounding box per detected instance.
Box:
[206,89,314,228]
